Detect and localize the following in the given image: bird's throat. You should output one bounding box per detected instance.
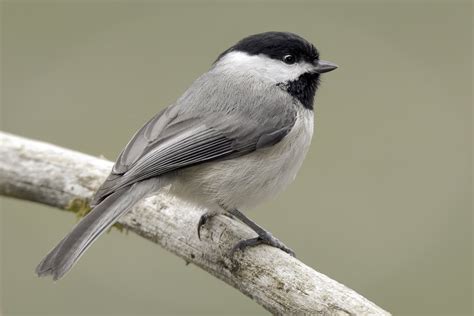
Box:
[279,73,320,110]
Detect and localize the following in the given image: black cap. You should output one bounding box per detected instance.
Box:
[217,32,320,64]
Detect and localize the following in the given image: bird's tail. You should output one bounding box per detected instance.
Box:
[36,181,152,280]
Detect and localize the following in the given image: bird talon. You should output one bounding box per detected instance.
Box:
[229,235,295,260]
[197,215,207,240]
[229,237,260,259]
[197,212,219,240]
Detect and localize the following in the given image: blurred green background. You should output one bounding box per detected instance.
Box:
[1,1,472,315]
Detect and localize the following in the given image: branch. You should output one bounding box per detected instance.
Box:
[0,131,390,315]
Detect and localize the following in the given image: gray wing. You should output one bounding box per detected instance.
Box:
[91,103,297,206]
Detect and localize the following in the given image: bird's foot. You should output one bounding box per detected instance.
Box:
[197,212,217,240]
[197,211,234,240]
[229,232,295,259]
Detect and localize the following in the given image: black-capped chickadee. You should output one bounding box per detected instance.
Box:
[36,31,338,280]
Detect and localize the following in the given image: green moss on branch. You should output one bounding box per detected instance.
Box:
[66,198,127,233]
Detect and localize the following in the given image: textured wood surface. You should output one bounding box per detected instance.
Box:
[0,131,390,315]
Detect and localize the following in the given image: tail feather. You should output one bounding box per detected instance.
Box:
[36,182,150,280]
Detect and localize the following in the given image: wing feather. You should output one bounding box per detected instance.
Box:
[91,89,298,206]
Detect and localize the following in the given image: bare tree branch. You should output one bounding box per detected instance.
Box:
[0,131,390,315]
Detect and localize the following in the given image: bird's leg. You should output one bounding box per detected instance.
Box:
[197,211,235,240]
[227,208,295,258]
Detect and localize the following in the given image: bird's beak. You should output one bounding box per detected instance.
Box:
[312,60,338,74]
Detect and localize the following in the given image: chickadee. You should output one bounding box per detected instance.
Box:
[36,31,338,280]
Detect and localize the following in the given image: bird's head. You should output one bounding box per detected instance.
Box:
[214,32,337,109]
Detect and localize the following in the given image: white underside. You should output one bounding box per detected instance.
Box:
[169,107,314,212]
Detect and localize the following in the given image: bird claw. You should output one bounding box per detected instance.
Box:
[229,233,295,260]
[197,213,210,240]
[197,211,237,240]
[197,212,222,240]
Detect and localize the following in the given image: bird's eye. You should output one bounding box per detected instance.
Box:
[283,55,296,65]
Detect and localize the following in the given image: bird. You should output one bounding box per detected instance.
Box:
[36,31,338,280]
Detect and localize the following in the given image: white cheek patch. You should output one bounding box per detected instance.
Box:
[216,51,314,83]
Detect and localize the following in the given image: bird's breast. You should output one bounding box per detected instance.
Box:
[171,107,314,212]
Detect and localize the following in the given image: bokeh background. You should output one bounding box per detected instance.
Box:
[1,1,472,315]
